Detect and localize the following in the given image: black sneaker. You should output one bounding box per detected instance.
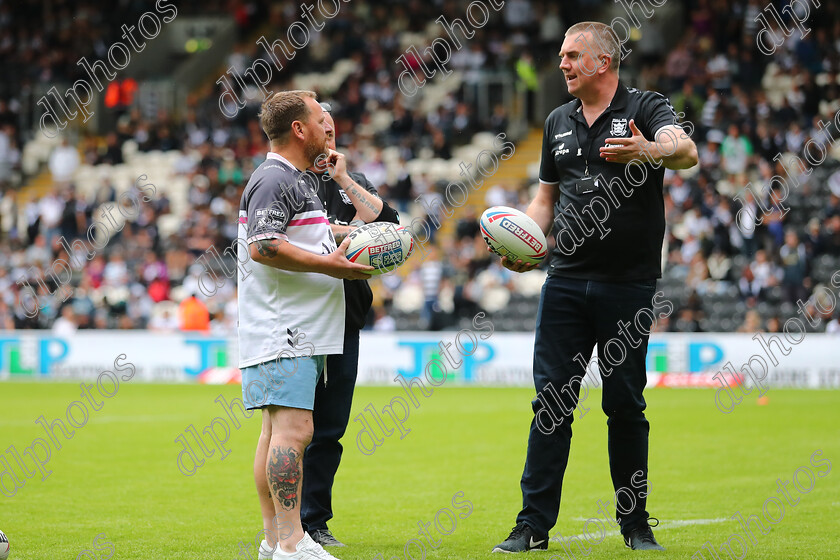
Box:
[623,518,665,551]
[492,522,549,553]
[309,529,345,547]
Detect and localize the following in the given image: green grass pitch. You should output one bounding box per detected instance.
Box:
[1,383,838,559]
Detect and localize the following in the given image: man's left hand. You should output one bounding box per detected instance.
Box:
[326,149,348,179]
[600,119,652,165]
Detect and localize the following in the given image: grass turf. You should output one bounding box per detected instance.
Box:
[0,382,838,559]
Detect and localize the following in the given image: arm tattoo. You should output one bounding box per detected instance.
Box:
[348,185,379,213]
[267,446,301,510]
[256,238,283,258]
[333,230,348,244]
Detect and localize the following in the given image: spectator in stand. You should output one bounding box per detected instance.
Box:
[753,122,781,162]
[736,191,761,257]
[738,263,760,301]
[707,249,732,284]
[372,305,396,331]
[828,170,840,198]
[665,39,693,91]
[357,148,387,190]
[452,103,477,144]
[58,186,87,241]
[537,3,563,52]
[750,250,782,300]
[179,290,210,332]
[826,311,840,334]
[455,207,481,241]
[103,254,130,287]
[0,123,20,188]
[784,122,806,153]
[48,138,80,184]
[0,300,15,330]
[764,187,787,248]
[804,217,825,257]
[149,306,179,332]
[95,133,124,166]
[38,188,65,243]
[489,104,510,135]
[824,216,840,256]
[430,128,452,159]
[389,161,413,214]
[810,287,838,329]
[780,230,809,303]
[824,193,840,220]
[209,307,236,336]
[699,130,724,169]
[720,123,752,176]
[515,52,539,125]
[26,234,52,269]
[418,245,444,330]
[52,305,78,336]
[673,307,703,332]
[0,189,19,240]
[765,316,782,333]
[685,253,711,294]
[737,310,764,333]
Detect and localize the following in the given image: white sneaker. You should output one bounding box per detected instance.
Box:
[259,539,276,560]
[272,532,341,560]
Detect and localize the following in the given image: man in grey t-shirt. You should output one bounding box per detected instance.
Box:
[237,90,372,560]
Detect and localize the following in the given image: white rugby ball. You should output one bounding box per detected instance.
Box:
[345,222,415,275]
[0,529,9,560]
[480,206,547,265]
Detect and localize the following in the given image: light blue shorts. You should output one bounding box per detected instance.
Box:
[241,355,326,411]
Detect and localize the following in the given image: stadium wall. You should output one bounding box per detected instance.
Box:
[0,331,838,389]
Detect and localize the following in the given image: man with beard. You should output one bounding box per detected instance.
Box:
[237,90,372,560]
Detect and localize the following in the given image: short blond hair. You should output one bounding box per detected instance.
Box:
[259,90,317,144]
[565,22,621,72]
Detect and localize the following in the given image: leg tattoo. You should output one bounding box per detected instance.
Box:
[267,447,301,510]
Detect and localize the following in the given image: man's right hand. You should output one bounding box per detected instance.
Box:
[321,236,375,279]
[489,246,540,273]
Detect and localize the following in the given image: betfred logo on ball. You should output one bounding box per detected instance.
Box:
[345,222,414,275]
[498,217,544,252]
[363,239,403,270]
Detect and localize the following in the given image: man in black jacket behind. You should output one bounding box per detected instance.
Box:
[301,103,400,547]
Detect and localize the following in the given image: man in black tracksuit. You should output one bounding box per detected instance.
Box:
[491,22,698,554]
[301,105,400,547]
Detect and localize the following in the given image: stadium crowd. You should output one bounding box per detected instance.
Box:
[2,0,840,334]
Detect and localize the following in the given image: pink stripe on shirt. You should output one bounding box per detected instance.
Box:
[288,216,330,227]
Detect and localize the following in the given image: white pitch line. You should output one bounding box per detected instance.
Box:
[87,414,198,424]
[0,414,193,426]
[551,517,729,541]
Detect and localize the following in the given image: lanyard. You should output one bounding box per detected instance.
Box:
[573,102,614,177]
[573,120,592,177]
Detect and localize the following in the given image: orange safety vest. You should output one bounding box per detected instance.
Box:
[179,297,210,331]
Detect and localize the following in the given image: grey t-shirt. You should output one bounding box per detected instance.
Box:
[237,153,345,368]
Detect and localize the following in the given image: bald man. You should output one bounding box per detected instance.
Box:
[300,104,400,547]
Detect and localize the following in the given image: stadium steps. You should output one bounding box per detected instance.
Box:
[483,127,543,184]
[370,128,545,311]
[18,169,55,202]
[437,126,543,240]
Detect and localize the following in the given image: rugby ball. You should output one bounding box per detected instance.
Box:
[0,529,9,560]
[345,222,415,275]
[480,206,547,265]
